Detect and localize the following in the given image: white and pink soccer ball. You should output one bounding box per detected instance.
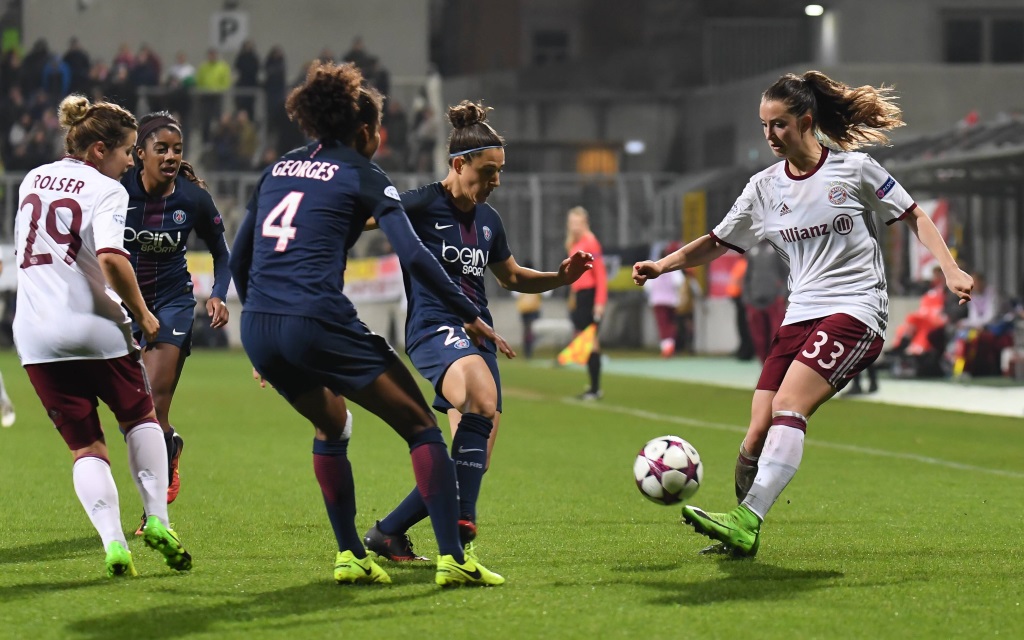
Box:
[634,435,703,505]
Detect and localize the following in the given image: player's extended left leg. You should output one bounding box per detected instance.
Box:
[685,361,834,556]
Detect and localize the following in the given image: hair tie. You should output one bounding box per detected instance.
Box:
[449,144,502,158]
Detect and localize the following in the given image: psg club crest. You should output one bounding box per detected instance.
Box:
[482,226,492,241]
[827,182,848,205]
[454,338,471,350]
[172,210,187,224]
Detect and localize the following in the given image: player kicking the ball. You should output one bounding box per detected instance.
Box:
[633,71,972,557]
[14,95,192,577]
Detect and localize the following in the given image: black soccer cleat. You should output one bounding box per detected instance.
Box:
[363,521,429,562]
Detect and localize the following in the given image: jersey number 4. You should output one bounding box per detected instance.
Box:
[262,191,303,252]
[20,194,83,268]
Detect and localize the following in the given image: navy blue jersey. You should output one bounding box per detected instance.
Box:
[400,182,512,351]
[232,142,480,329]
[121,168,230,307]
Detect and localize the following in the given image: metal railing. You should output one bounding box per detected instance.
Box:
[0,171,686,270]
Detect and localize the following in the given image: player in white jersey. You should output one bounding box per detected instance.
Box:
[13,95,192,577]
[633,71,973,556]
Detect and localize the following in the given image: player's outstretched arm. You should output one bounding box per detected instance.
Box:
[229,206,257,304]
[490,251,593,293]
[633,235,727,286]
[98,253,159,342]
[903,207,973,305]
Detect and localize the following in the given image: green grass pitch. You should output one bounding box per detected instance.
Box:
[0,349,1021,639]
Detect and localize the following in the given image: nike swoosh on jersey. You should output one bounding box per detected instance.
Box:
[457,447,484,454]
[435,223,453,230]
[172,329,187,336]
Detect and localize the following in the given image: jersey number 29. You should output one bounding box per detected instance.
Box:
[20,194,82,268]
[262,191,304,252]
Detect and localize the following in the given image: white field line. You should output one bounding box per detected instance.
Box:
[563,398,1024,480]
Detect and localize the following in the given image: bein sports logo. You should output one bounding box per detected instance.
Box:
[441,241,488,277]
[124,227,184,253]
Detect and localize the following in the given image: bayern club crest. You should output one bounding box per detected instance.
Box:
[827,182,848,205]
[482,225,492,241]
[172,210,187,224]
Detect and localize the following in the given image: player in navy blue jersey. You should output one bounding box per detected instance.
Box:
[229,62,508,586]
[122,112,231,522]
[363,101,593,563]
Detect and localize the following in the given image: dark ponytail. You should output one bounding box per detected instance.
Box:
[762,70,904,150]
[179,161,207,191]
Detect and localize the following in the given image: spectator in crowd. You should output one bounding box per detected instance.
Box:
[129,46,160,90]
[112,42,135,70]
[209,111,240,170]
[342,36,370,73]
[104,62,136,113]
[8,112,32,151]
[252,146,278,172]
[889,266,949,357]
[676,268,703,355]
[63,37,91,94]
[0,87,26,159]
[168,51,196,87]
[235,109,258,166]
[263,45,287,144]
[377,99,410,172]
[950,271,1010,377]
[365,56,389,98]
[726,256,755,360]
[315,46,336,65]
[0,48,22,97]
[413,104,438,173]
[161,52,194,127]
[86,60,110,102]
[20,39,50,97]
[195,48,232,140]
[234,40,260,118]
[743,240,788,363]
[645,245,685,357]
[512,262,549,360]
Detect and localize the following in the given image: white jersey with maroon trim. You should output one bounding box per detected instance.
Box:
[13,158,136,364]
[711,147,915,336]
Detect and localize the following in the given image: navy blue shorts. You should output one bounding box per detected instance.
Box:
[408,325,502,414]
[241,311,399,403]
[133,297,196,355]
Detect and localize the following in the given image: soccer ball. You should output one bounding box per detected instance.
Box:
[633,435,703,505]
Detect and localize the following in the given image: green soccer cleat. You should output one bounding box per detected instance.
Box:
[435,553,505,587]
[682,504,762,557]
[142,516,192,571]
[334,550,392,584]
[104,541,137,578]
